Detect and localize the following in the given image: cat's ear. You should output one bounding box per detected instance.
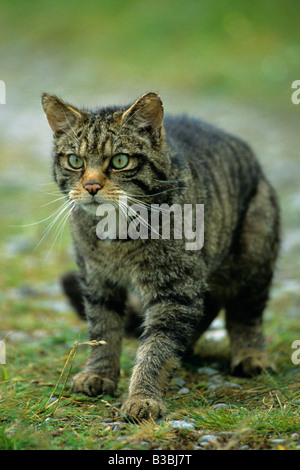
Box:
[122,92,164,137]
[41,93,84,134]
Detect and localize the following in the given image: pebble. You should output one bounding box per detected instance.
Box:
[172,377,186,387]
[48,397,59,404]
[224,381,242,390]
[170,377,186,391]
[213,403,231,410]
[4,236,34,255]
[177,387,190,395]
[208,378,242,391]
[99,421,125,431]
[18,285,39,297]
[270,438,287,444]
[197,366,219,376]
[198,434,218,447]
[168,420,195,430]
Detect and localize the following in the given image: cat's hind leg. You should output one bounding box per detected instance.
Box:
[225,179,280,376]
[226,306,274,377]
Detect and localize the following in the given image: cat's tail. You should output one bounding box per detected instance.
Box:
[61,272,86,321]
[61,271,142,337]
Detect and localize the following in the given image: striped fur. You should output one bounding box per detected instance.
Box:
[42,92,280,421]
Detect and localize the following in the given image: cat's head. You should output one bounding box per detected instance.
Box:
[42,92,171,215]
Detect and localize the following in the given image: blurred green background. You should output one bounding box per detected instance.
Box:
[0,0,300,365]
[1,0,300,105]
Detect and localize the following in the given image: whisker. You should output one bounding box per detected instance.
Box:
[125,186,184,199]
[117,200,163,256]
[119,198,165,242]
[10,198,72,228]
[42,195,68,207]
[44,202,75,259]
[34,200,73,251]
[153,178,185,184]
[125,195,177,216]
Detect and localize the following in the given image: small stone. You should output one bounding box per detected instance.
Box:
[99,421,125,431]
[208,375,223,383]
[172,377,186,387]
[177,387,190,395]
[199,434,218,446]
[197,366,219,376]
[223,381,242,390]
[49,397,58,404]
[270,438,287,444]
[5,236,34,255]
[207,383,221,391]
[213,403,231,410]
[18,285,39,297]
[291,433,300,441]
[168,420,195,430]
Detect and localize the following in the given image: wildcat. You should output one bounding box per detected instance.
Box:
[42,92,280,421]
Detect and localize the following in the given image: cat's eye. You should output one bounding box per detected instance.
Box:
[111,153,129,170]
[68,154,84,170]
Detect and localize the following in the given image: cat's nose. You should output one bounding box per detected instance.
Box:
[84,182,102,196]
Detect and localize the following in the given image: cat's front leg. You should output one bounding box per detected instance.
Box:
[121,300,201,421]
[72,283,125,397]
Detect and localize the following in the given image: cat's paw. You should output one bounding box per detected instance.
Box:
[120,397,166,422]
[72,372,117,396]
[231,349,275,377]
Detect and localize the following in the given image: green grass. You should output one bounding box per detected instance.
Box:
[0,340,299,450]
[0,271,299,450]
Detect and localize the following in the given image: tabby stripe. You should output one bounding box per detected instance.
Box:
[229,176,259,255]
[147,159,168,181]
[131,178,153,195]
[203,151,222,201]
[58,177,68,191]
[144,292,196,311]
[141,313,200,354]
[83,291,124,314]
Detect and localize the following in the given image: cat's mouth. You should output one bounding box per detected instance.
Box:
[81,201,99,215]
[72,195,116,216]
